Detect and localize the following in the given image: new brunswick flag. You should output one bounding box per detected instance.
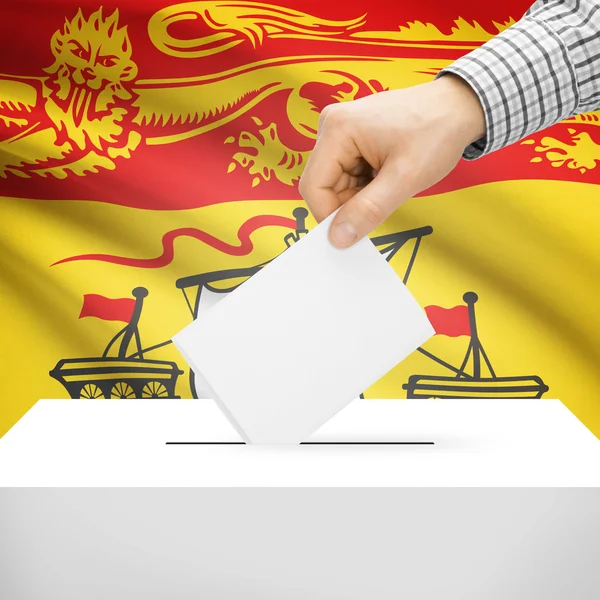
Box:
[2,0,600,437]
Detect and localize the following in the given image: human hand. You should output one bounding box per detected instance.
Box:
[298,74,486,248]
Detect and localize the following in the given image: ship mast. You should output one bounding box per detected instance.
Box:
[460,292,496,379]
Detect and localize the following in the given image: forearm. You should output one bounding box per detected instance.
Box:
[439,0,600,159]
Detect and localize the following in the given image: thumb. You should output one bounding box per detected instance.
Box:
[329,164,408,248]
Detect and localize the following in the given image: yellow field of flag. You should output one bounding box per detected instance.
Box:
[2,1,600,438]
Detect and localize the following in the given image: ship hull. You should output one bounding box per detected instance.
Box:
[403,375,549,399]
[50,357,184,399]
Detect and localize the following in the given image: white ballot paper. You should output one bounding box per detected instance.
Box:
[173,210,435,444]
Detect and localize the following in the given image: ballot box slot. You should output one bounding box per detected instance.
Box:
[302,441,434,445]
[165,441,435,445]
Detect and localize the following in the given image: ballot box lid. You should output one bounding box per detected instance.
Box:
[0,399,598,487]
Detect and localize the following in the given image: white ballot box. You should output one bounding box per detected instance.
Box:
[1,399,599,600]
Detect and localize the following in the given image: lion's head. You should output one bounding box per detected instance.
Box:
[43,8,138,150]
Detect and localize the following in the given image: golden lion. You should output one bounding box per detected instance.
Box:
[0,4,414,182]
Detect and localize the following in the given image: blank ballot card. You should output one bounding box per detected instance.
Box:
[173,210,434,444]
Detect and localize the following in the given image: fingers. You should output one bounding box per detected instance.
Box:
[298,136,345,223]
[298,145,359,223]
[299,113,363,223]
[329,162,410,248]
[333,166,370,193]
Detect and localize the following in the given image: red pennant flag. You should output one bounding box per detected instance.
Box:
[425,305,471,337]
[79,294,136,323]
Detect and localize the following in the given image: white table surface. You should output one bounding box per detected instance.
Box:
[1,398,598,487]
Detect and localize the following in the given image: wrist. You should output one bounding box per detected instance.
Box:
[435,73,486,148]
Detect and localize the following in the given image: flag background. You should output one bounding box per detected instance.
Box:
[2,1,600,437]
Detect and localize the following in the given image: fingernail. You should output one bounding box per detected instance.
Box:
[332,222,358,247]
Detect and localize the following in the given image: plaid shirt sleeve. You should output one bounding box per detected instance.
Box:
[438,0,600,160]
